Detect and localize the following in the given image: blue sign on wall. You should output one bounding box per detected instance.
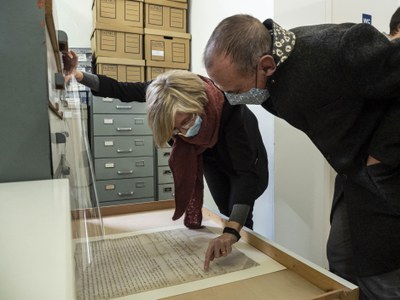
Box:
[362,13,372,24]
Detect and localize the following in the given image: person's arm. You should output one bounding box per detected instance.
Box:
[203,204,248,271]
[92,74,150,102]
[204,105,269,271]
[78,72,100,92]
[63,50,149,102]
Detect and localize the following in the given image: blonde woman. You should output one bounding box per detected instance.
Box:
[64,51,268,271]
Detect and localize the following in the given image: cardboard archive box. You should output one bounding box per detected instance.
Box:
[92,0,144,28]
[145,66,185,81]
[91,23,144,60]
[144,0,187,33]
[94,57,145,82]
[144,28,190,69]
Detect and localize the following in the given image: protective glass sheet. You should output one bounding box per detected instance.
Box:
[51,75,104,276]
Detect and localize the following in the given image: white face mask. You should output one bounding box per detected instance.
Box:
[224,88,270,105]
[181,115,202,137]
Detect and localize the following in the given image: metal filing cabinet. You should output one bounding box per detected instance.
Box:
[91,96,155,206]
[157,146,175,200]
[0,0,66,182]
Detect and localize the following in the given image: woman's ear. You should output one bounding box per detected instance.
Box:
[259,55,276,77]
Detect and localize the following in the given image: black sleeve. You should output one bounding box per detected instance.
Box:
[341,24,400,166]
[223,105,269,206]
[92,74,152,103]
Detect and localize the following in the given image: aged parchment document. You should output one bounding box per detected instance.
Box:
[74,226,284,300]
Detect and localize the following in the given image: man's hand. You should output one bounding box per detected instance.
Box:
[204,232,238,272]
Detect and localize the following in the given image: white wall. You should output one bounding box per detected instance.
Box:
[273,0,333,269]
[331,0,399,34]
[56,0,92,47]
[189,0,276,240]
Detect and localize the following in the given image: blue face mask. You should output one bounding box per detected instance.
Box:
[182,115,202,137]
[224,88,270,105]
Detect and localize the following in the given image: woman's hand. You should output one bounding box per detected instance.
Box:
[62,50,84,83]
[62,50,78,75]
[204,232,238,271]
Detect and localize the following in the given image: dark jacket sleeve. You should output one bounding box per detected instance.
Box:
[92,74,151,103]
[221,105,269,206]
[341,24,400,167]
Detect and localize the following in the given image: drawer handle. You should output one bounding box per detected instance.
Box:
[163,152,170,157]
[117,170,134,175]
[118,191,134,197]
[163,170,172,175]
[164,187,173,192]
[117,127,132,131]
[117,149,133,153]
[116,105,132,109]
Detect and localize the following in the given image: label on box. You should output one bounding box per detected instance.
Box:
[152,50,164,57]
[77,53,87,61]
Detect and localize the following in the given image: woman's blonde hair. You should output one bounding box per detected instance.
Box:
[146,70,208,147]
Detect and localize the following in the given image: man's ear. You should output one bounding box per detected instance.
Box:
[259,55,276,76]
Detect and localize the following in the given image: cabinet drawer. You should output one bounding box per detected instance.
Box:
[157,147,171,166]
[158,183,174,200]
[95,157,154,180]
[99,198,154,206]
[96,177,154,202]
[93,114,152,136]
[92,96,146,114]
[93,136,154,158]
[157,166,174,184]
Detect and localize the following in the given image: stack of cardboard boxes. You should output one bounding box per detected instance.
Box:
[91,0,190,82]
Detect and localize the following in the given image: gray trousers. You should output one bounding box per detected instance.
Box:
[327,196,400,299]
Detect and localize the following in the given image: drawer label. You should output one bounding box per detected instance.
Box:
[105,184,115,190]
[134,139,144,146]
[104,118,114,124]
[105,162,115,168]
[135,160,145,167]
[104,140,114,146]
